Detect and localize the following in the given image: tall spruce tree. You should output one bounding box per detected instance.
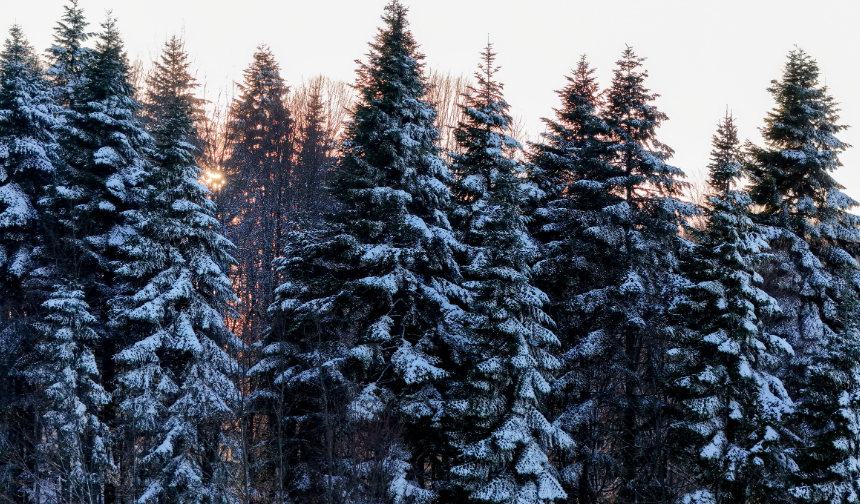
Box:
[0,24,62,503]
[534,47,694,504]
[220,45,292,344]
[43,11,151,294]
[0,25,58,284]
[25,284,112,503]
[668,112,795,504]
[748,48,860,504]
[45,0,90,108]
[590,47,693,504]
[528,56,617,504]
[257,2,462,502]
[109,35,242,504]
[444,43,569,504]
[33,11,153,501]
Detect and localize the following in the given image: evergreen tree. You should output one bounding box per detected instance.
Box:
[589,47,693,504]
[444,43,569,504]
[35,11,153,500]
[528,56,617,504]
[258,2,462,501]
[44,11,151,286]
[0,24,61,503]
[535,47,694,504]
[45,0,91,107]
[110,34,242,504]
[668,112,795,504]
[139,35,204,131]
[220,45,292,344]
[24,284,112,503]
[748,48,860,504]
[0,25,58,284]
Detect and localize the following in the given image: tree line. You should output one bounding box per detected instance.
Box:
[1,1,859,504]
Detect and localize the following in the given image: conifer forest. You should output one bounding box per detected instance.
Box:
[3,1,860,503]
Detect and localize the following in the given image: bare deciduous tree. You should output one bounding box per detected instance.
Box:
[427,68,471,156]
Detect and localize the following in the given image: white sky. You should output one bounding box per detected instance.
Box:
[3,0,860,199]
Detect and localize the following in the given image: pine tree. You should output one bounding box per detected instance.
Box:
[139,35,204,131]
[748,48,860,504]
[528,56,618,504]
[444,42,569,504]
[110,34,242,504]
[35,11,153,501]
[0,25,58,284]
[220,45,292,344]
[534,47,693,504]
[0,23,62,503]
[258,2,462,501]
[45,0,91,107]
[44,11,151,284]
[668,112,795,504]
[24,284,112,503]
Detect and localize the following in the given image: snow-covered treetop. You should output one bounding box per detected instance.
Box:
[83,15,134,106]
[604,46,688,208]
[1,25,41,85]
[332,0,452,239]
[450,41,523,206]
[46,0,92,104]
[706,110,742,195]
[748,47,859,244]
[0,24,56,167]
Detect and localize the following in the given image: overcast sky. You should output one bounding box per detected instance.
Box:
[3,0,860,199]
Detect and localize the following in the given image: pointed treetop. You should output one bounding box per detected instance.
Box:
[2,25,39,74]
[749,47,854,230]
[47,0,91,90]
[145,35,200,116]
[144,35,202,157]
[147,35,197,99]
[238,44,286,98]
[555,55,601,129]
[707,110,741,194]
[474,40,503,109]
[607,45,668,142]
[383,0,409,31]
[83,12,133,103]
[355,0,426,107]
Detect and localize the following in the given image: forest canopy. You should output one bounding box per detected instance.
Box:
[1,2,860,504]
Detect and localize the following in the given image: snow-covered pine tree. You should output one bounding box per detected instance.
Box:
[110,34,242,504]
[24,284,112,503]
[35,11,153,501]
[444,42,569,504]
[257,2,463,502]
[220,45,292,345]
[535,47,694,504]
[527,56,619,504]
[43,10,151,300]
[668,112,795,504]
[0,24,59,288]
[0,23,62,502]
[45,0,91,108]
[589,47,694,504]
[747,48,860,504]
